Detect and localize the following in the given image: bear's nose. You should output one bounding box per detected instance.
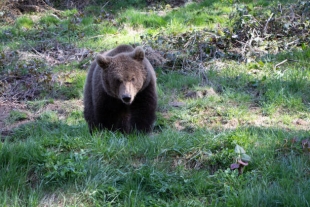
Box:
[122,95,131,103]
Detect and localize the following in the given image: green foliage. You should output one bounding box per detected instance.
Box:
[105,0,147,11]
[27,99,54,112]
[6,110,28,124]
[118,9,167,28]
[61,9,79,17]
[15,16,34,30]
[81,16,94,26]
[157,70,199,90]
[54,71,85,99]
[39,150,88,184]
[39,15,61,27]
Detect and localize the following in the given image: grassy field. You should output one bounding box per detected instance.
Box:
[0,0,310,206]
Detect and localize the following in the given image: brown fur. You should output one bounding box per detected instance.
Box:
[83,45,157,134]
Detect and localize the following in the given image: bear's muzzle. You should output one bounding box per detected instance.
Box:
[122,94,132,104]
[119,82,136,105]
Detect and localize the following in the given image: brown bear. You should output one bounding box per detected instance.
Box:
[83,45,157,134]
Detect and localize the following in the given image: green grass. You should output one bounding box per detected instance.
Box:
[54,70,86,99]
[15,16,34,30]
[1,0,310,206]
[39,14,61,27]
[2,121,309,206]
[6,110,28,124]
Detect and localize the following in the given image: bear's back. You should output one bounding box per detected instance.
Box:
[105,45,134,57]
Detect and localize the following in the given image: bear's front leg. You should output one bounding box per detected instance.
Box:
[130,91,157,133]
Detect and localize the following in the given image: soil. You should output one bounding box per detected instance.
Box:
[169,91,310,132]
[0,99,83,138]
[0,100,29,137]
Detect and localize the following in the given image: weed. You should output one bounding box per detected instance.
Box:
[15,16,34,30]
[27,99,54,112]
[39,14,61,27]
[39,150,88,185]
[54,71,85,99]
[118,9,167,28]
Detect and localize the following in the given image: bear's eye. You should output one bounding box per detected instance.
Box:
[116,79,122,84]
[131,77,135,82]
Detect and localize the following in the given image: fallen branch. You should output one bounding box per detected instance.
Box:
[263,13,274,35]
[274,59,288,69]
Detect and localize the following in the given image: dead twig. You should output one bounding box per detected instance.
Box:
[274,59,288,69]
[101,0,110,10]
[263,13,274,35]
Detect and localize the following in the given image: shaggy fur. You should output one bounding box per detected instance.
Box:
[83,45,157,134]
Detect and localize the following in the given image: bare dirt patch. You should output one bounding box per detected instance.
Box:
[0,41,92,101]
[40,99,83,119]
[0,100,30,137]
[0,99,83,138]
[0,0,55,23]
[167,101,310,132]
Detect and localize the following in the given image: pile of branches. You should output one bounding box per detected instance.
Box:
[0,0,52,23]
[0,0,90,11]
[0,51,54,101]
[0,0,91,23]
[0,41,92,101]
[141,1,310,71]
[232,1,310,55]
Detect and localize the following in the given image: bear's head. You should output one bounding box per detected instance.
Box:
[96,46,147,105]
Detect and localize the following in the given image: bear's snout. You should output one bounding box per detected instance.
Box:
[122,94,132,104]
[119,82,136,105]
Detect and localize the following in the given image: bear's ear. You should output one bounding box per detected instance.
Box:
[132,46,145,61]
[96,54,111,69]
